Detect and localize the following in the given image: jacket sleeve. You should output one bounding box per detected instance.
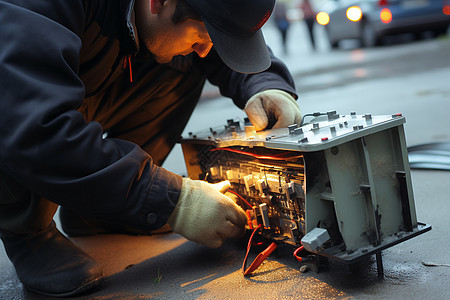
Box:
[0,1,181,230]
[198,47,297,109]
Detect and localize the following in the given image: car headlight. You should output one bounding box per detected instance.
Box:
[380,8,392,23]
[444,0,450,15]
[316,11,330,25]
[346,6,363,22]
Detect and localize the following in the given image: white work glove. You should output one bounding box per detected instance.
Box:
[167,178,247,248]
[244,89,302,131]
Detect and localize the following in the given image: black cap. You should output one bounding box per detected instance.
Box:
[186,0,275,74]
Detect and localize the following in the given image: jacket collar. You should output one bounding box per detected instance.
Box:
[120,0,139,54]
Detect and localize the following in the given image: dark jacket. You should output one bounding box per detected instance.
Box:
[0,0,296,231]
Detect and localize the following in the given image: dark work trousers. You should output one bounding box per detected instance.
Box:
[0,59,206,234]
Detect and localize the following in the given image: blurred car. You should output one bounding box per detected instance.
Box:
[315,0,450,47]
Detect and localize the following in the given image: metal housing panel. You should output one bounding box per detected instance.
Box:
[180,111,430,263]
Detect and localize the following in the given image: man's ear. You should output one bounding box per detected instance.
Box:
[150,0,165,14]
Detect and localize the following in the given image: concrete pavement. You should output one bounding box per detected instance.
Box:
[2,169,448,299]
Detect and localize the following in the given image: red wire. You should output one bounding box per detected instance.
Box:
[246,225,261,248]
[128,55,133,83]
[242,225,261,274]
[242,224,278,276]
[227,190,253,209]
[293,245,305,262]
[209,147,302,160]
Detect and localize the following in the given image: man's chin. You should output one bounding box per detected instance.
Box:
[154,52,193,64]
[154,55,174,65]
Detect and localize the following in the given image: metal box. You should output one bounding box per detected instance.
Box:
[180,111,431,271]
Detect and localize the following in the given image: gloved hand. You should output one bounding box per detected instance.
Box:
[244,89,302,131]
[167,178,247,248]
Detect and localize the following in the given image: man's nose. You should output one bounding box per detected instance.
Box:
[192,42,213,58]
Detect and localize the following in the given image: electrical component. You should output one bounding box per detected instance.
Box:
[301,228,330,252]
[181,111,431,273]
[259,203,270,229]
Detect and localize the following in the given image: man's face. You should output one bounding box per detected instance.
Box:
[135,0,213,64]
